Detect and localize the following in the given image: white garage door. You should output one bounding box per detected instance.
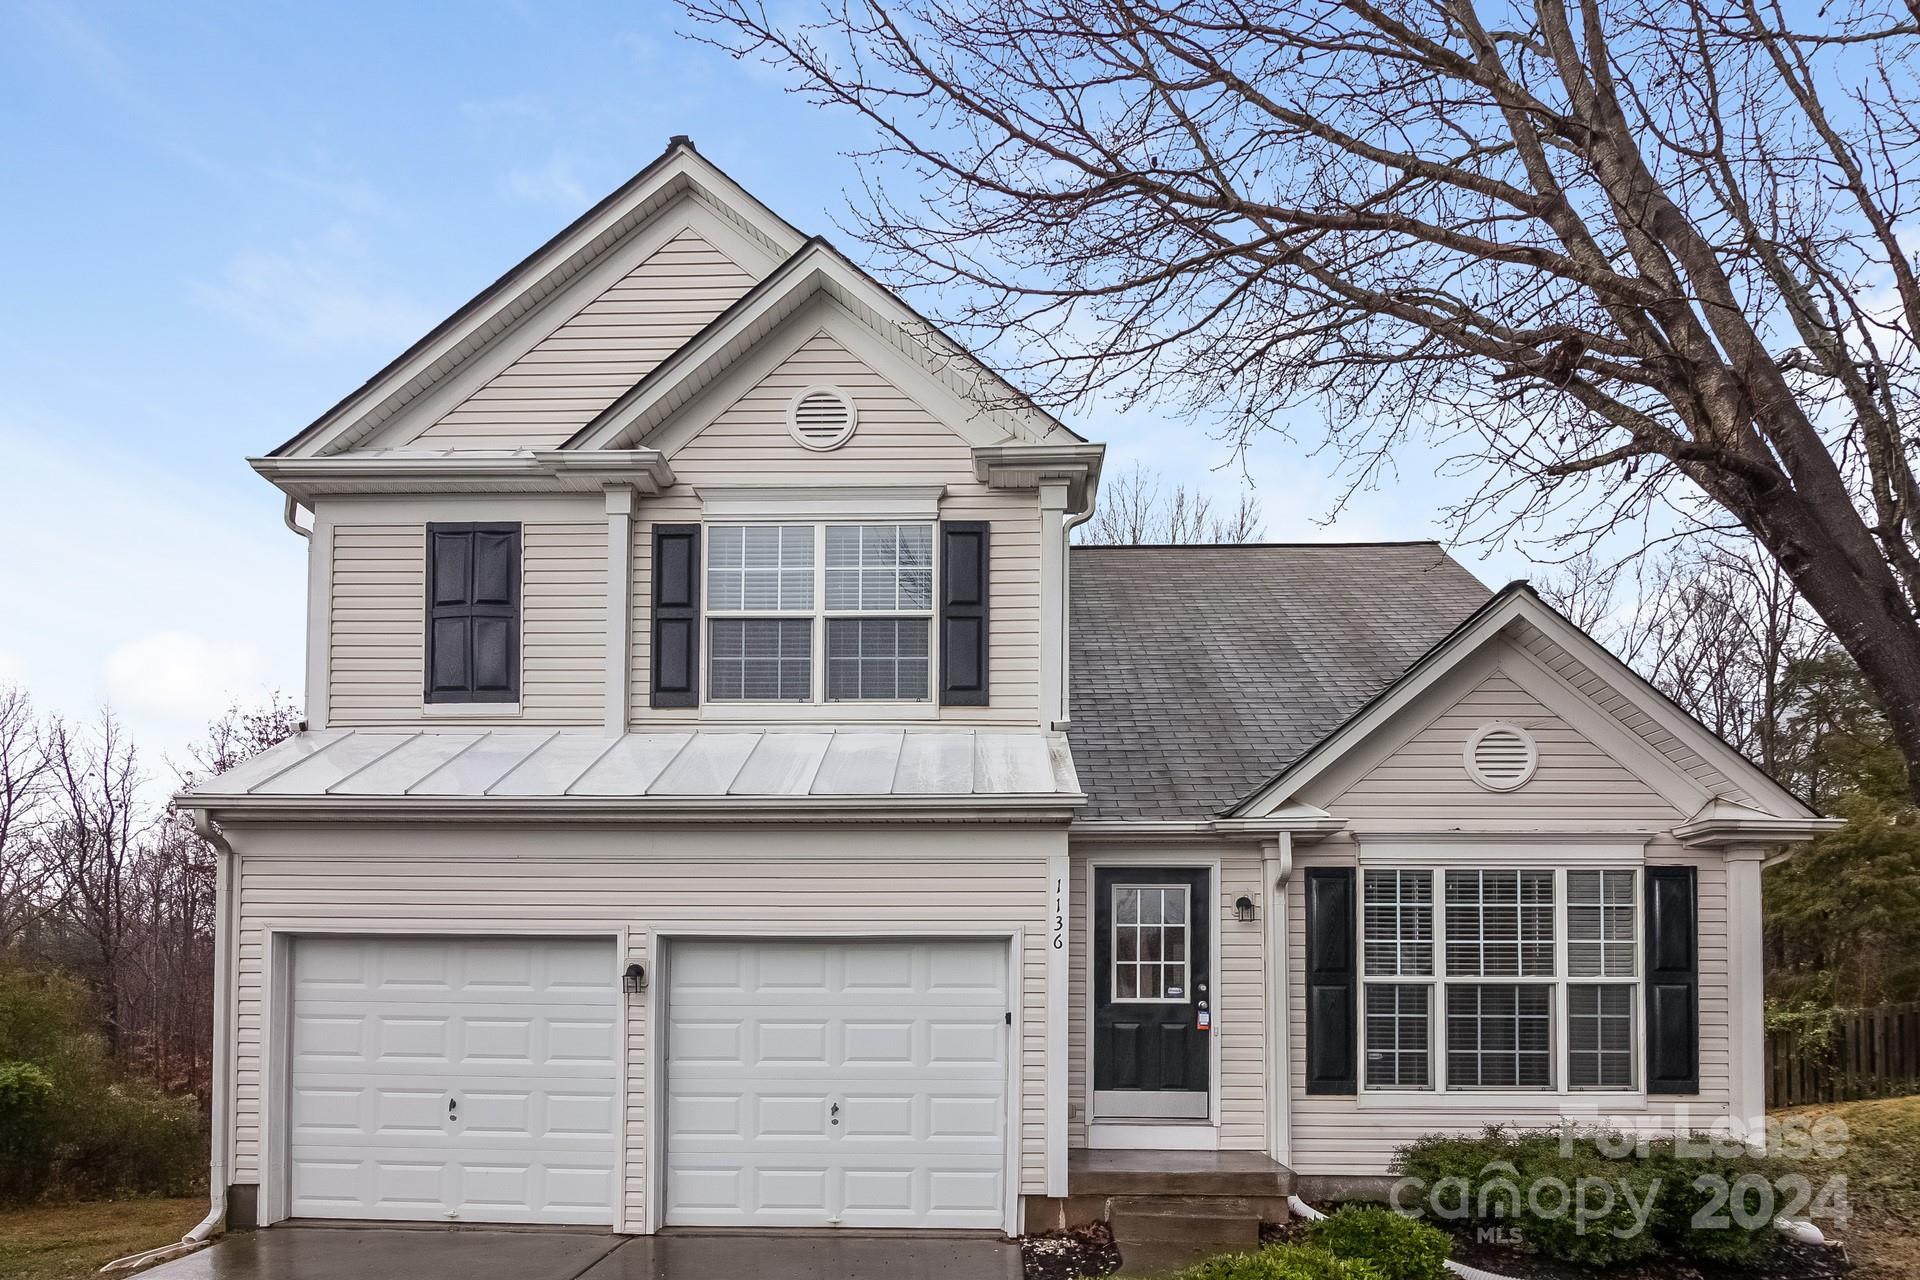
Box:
[288,936,619,1225]
[665,938,1011,1229]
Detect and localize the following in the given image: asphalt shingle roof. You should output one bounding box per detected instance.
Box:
[1067,542,1493,820]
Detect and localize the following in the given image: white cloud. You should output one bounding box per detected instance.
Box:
[193,247,436,352]
[0,419,304,789]
[104,631,267,726]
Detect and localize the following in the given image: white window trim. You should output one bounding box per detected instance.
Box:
[701,520,938,710]
[1357,865,1648,1108]
[1108,882,1194,1006]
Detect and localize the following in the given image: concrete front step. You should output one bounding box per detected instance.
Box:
[1118,1239,1259,1276]
[1109,1194,1271,1275]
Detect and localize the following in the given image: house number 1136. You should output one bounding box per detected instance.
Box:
[1051,877,1066,949]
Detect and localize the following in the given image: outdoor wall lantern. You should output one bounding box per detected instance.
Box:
[624,962,648,995]
[1233,896,1258,923]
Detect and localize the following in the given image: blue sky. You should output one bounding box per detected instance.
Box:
[0,0,1528,769]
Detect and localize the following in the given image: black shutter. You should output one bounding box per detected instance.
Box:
[1645,866,1700,1094]
[425,523,519,703]
[940,521,989,706]
[1305,867,1358,1095]
[651,524,700,709]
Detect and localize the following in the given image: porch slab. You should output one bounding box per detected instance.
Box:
[1069,1148,1295,1197]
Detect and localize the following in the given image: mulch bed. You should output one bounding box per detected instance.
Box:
[1445,1229,1850,1280]
[1023,1220,1122,1280]
[1262,1213,1852,1280]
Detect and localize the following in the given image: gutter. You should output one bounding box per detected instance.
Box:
[102,809,232,1272]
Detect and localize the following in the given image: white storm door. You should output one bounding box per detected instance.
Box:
[288,936,620,1225]
[665,938,1011,1229]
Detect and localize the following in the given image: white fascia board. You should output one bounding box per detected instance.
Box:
[1234,589,1816,822]
[1069,808,1346,842]
[250,450,674,502]
[695,484,946,521]
[276,145,803,460]
[569,245,1076,453]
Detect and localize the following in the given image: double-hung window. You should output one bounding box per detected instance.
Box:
[704,522,934,704]
[1360,866,1639,1093]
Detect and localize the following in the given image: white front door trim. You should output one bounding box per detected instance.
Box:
[1081,853,1223,1149]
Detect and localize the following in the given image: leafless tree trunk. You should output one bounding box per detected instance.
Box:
[687,0,1920,799]
[0,686,54,944]
[1079,463,1267,543]
[37,711,147,1061]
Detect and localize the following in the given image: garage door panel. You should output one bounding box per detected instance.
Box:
[289,937,617,1225]
[665,938,1010,1230]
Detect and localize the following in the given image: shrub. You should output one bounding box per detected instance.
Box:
[1390,1127,1560,1227]
[0,961,204,1202]
[1306,1206,1449,1280]
[1174,1244,1381,1280]
[1642,1138,1779,1266]
[1509,1149,1663,1269]
[1391,1127,1782,1270]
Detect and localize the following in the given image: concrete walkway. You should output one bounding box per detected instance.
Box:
[139,1226,1022,1280]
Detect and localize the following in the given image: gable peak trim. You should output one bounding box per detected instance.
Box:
[270,141,805,461]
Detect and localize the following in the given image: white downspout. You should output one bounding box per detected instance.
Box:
[102,809,232,1271]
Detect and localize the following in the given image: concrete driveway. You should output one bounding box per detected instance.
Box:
[140,1225,1022,1280]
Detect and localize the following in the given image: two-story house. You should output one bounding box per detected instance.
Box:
[181,139,1833,1247]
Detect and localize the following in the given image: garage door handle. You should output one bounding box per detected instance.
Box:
[448,1097,458,1120]
[830,1102,840,1126]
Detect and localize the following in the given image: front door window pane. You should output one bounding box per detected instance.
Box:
[1112,884,1191,1002]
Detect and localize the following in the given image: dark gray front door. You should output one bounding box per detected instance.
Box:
[1092,867,1211,1118]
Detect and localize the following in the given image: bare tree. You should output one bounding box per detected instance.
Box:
[686,0,1920,799]
[1541,537,1822,774]
[36,711,148,1059]
[1079,464,1267,543]
[0,685,54,944]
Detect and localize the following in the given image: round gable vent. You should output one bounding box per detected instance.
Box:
[1464,722,1538,791]
[788,385,858,451]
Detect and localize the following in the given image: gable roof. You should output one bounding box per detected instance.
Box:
[270,139,804,459]
[1067,546,1828,831]
[562,236,1082,453]
[1066,542,1490,820]
[266,139,1081,463]
[1224,581,1823,825]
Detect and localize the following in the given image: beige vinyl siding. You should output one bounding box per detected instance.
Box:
[1328,672,1685,826]
[1066,845,1268,1151]
[1285,842,1731,1176]
[327,521,605,726]
[627,331,1042,723]
[225,824,1061,1220]
[412,230,758,450]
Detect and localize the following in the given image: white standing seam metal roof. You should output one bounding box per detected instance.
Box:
[184,728,1083,808]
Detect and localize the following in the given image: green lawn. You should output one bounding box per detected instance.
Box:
[0,1199,204,1280]
[1775,1095,1920,1280]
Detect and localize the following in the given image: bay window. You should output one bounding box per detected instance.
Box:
[1360,865,1640,1093]
[705,521,934,704]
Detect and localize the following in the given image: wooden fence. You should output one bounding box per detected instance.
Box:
[1767,1001,1920,1108]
